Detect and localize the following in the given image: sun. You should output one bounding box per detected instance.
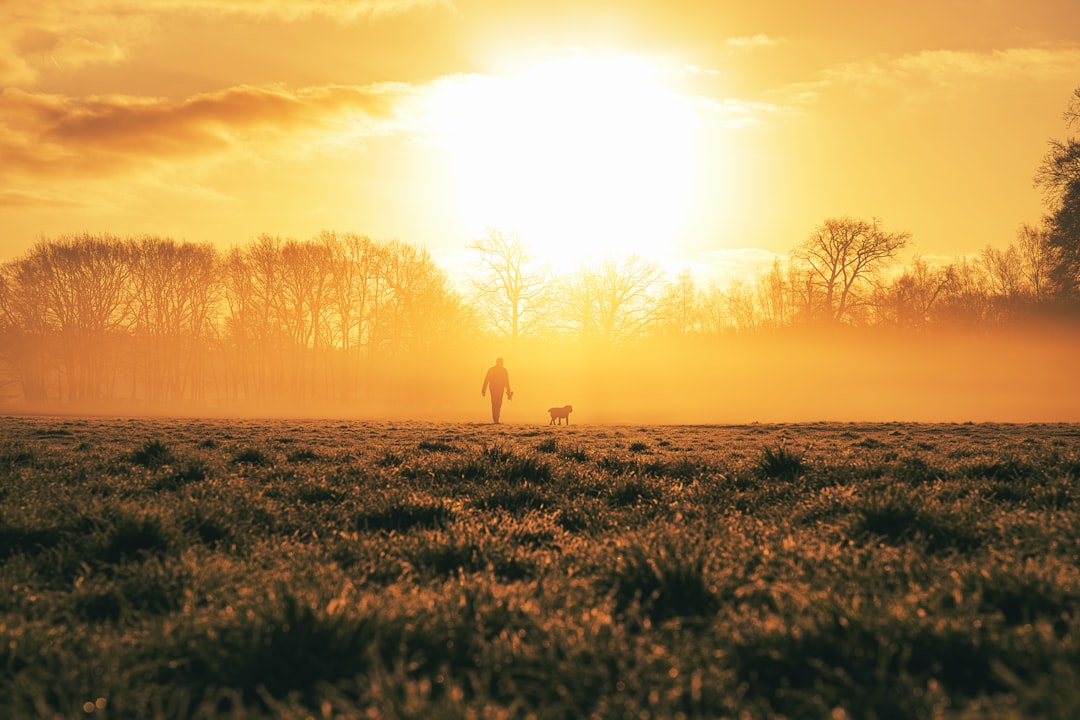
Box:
[430,52,701,269]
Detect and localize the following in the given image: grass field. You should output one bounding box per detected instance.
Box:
[1,415,1078,719]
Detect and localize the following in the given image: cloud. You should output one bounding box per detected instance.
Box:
[0,0,448,86]
[725,34,783,50]
[156,0,452,20]
[0,4,151,85]
[679,247,785,287]
[823,46,1080,93]
[0,82,417,180]
[684,64,721,76]
[696,97,787,129]
[770,45,1080,108]
[0,189,85,209]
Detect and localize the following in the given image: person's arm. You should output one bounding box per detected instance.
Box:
[481,370,489,396]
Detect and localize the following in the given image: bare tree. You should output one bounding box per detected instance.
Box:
[375,240,463,354]
[754,258,798,329]
[697,283,730,337]
[654,269,700,337]
[561,254,663,344]
[936,257,993,325]
[0,257,55,402]
[321,231,380,354]
[128,237,218,401]
[794,217,910,323]
[28,235,133,402]
[874,256,950,328]
[280,239,336,398]
[1016,223,1060,303]
[980,244,1024,301]
[320,231,382,399]
[220,245,257,400]
[468,228,551,346]
[726,279,760,333]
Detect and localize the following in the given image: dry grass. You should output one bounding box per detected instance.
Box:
[1,416,1078,718]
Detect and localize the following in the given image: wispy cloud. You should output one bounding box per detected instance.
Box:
[0,1,447,86]
[684,64,722,76]
[834,46,1080,85]
[144,0,451,21]
[784,45,1080,104]
[0,189,86,209]
[681,247,785,286]
[0,4,145,85]
[725,34,783,50]
[696,97,788,129]
[0,83,417,180]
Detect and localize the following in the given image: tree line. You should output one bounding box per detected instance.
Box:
[1,89,1078,409]
[0,217,1068,408]
[469,216,1067,347]
[0,232,473,407]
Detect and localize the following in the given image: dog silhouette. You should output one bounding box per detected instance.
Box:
[547,405,573,425]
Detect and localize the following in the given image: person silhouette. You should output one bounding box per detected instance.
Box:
[481,357,513,423]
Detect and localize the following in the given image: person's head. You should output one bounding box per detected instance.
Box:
[495,357,504,367]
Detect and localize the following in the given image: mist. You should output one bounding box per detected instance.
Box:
[3,232,1080,424]
[3,324,1076,425]
[494,325,1080,425]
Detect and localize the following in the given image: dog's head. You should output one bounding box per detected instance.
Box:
[565,405,573,413]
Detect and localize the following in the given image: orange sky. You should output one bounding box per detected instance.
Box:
[3,0,1080,280]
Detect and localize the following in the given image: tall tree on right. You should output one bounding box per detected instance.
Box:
[1034,87,1080,300]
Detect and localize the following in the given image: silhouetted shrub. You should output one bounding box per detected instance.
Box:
[294,481,343,505]
[891,455,940,484]
[404,532,484,577]
[556,499,609,533]
[535,438,558,453]
[74,560,187,621]
[596,454,636,475]
[98,512,173,563]
[641,456,711,480]
[483,444,552,483]
[559,445,590,462]
[473,484,549,513]
[728,612,1016,718]
[0,522,65,559]
[0,443,35,467]
[231,448,270,466]
[970,569,1077,630]
[402,528,536,581]
[964,458,1040,482]
[287,448,320,462]
[755,445,805,481]
[849,489,982,553]
[166,592,377,708]
[131,440,174,469]
[607,475,664,507]
[418,439,459,453]
[152,460,209,491]
[375,449,403,467]
[179,505,235,549]
[601,541,718,622]
[355,497,453,533]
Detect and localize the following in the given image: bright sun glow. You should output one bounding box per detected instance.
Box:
[430,53,700,269]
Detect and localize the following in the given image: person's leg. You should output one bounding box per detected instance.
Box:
[491,395,503,423]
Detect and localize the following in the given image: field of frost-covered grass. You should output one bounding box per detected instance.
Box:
[1,415,1079,719]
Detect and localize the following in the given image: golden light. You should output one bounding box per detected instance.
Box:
[430,53,701,269]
